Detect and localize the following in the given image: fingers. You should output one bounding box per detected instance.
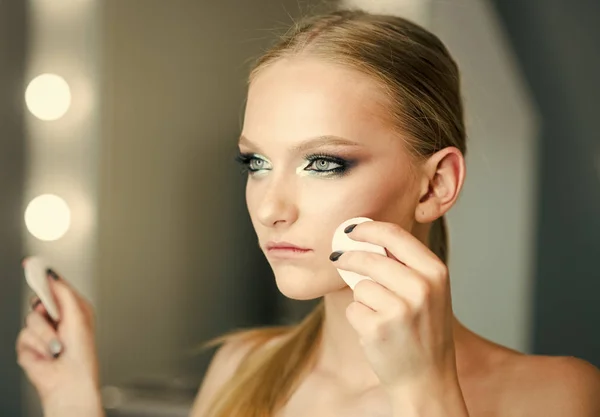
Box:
[46,269,93,325]
[29,295,40,308]
[30,296,56,327]
[352,279,405,314]
[333,251,431,307]
[25,310,63,357]
[344,221,447,279]
[345,300,378,335]
[16,327,50,360]
[16,308,62,362]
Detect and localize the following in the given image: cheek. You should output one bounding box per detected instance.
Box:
[294,179,386,236]
[297,180,354,217]
[245,180,261,219]
[318,174,414,223]
[311,178,388,212]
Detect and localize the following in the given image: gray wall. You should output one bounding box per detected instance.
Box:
[432,0,539,353]
[0,1,27,415]
[491,0,600,366]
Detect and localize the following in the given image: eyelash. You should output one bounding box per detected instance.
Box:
[234,152,353,177]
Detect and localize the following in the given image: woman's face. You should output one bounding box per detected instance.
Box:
[239,57,423,300]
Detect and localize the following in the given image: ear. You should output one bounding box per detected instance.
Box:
[415,147,466,223]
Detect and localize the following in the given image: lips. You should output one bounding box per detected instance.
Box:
[265,241,312,252]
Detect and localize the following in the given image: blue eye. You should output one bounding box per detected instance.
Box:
[249,158,265,171]
[307,158,341,171]
[235,152,355,177]
[235,152,270,174]
[304,154,350,176]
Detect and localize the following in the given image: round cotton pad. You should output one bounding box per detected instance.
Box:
[331,217,386,290]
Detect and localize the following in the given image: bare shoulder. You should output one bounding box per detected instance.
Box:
[500,353,600,417]
[189,331,287,416]
[188,338,254,416]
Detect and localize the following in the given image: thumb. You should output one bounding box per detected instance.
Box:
[46,270,89,325]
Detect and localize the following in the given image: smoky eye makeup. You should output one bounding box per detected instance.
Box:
[298,153,357,177]
[234,152,272,174]
[234,150,358,177]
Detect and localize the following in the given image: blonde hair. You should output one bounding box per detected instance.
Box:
[204,8,466,416]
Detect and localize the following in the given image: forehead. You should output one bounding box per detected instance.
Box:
[242,57,396,148]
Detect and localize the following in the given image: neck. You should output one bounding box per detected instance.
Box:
[315,286,474,391]
[317,287,378,389]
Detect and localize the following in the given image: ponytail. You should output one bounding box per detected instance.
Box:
[203,301,325,416]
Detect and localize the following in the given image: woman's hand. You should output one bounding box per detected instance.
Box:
[330,220,469,416]
[16,265,104,417]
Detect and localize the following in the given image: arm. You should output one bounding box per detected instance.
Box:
[42,381,104,417]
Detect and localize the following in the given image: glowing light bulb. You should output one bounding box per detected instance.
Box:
[25,74,72,121]
[25,194,71,241]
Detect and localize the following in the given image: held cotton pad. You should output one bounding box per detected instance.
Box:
[23,256,60,321]
[331,217,387,290]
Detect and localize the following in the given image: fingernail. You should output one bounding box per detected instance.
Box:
[46,268,59,280]
[49,339,63,358]
[329,251,344,262]
[344,224,357,234]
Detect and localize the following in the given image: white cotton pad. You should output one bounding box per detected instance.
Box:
[331,217,387,290]
[23,256,60,321]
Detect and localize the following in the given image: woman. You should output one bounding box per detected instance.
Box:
[16,9,600,417]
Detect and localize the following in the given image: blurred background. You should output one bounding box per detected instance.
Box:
[1,0,598,416]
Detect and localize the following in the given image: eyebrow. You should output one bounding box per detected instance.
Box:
[238,134,363,153]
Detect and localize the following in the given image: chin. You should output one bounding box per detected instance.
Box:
[271,265,345,300]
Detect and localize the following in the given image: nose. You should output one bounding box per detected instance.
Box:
[255,177,299,228]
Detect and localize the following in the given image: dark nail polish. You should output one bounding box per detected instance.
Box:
[344,224,357,234]
[46,268,59,280]
[329,251,344,262]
